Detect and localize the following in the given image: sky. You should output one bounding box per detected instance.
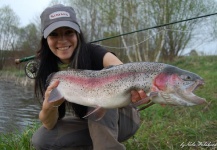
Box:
[0,0,216,55]
[0,0,51,26]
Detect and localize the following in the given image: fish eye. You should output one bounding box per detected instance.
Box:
[180,75,192,81]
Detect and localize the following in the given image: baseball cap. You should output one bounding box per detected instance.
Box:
[40,4,80,38]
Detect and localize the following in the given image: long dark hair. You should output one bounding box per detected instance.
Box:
[35,30,92,119]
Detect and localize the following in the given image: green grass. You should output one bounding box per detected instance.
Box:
[0,56,216,149]
[0,122,40,150]
[0,68,26,78]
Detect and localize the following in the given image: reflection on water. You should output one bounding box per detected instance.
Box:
[0,80,41,133]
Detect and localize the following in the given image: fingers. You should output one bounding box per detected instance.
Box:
[131,90,139,103]
[138,90,148,99]
[131,90,148,103]
[131,90,155,110]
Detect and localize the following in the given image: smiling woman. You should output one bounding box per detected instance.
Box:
[47,27,78,63]
[32,4,148,150]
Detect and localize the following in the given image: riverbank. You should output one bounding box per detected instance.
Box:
[0,70,34,87]
[0,73,40,149]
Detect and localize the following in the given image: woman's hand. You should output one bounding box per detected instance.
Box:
[39,80,65,130]
[131,90,157,111]
[131,90,150,104]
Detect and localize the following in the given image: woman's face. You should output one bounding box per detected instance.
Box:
[47,27,78,64]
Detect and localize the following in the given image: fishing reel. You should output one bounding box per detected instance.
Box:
[24,60,39,79]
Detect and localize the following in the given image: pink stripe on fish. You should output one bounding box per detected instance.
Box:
[56,72,136,88]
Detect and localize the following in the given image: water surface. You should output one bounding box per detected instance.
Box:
[0,80,41,133]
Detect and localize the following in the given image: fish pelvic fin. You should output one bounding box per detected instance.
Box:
[83,106,106,121]
[48,87,64,102]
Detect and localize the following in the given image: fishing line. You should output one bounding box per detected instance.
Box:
[94,17,215,51]
[94,28,194,50]
[90,12,217,43]
[94,30,165,50]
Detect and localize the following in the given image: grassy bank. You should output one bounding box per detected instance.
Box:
[0,122,40,150]
[0,56,216,149]
[0,68,34,86]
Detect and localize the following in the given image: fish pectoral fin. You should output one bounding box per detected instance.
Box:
[48,87,64,102]
[83,106,106,121]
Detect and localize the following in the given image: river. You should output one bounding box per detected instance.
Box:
[0,80,41,133]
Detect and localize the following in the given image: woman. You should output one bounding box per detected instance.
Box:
[32,4,149,150]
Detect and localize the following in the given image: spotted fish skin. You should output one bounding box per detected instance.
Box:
[48,62,206,110]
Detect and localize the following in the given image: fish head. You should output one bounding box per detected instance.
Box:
[152,65,206,106]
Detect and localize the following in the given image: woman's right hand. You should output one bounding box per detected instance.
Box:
[43,80,65,109]
[39,80,65,130]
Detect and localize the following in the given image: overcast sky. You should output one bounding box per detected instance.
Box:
[0,0,51,26]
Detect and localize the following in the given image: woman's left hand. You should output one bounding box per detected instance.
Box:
[131,90,150,104]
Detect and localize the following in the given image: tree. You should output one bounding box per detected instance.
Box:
[16,23,41,54]
[148,0,217,61]
[0,5,20,69]
[65,0,217,62]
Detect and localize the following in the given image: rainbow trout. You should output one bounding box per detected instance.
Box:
[48,62,206,119]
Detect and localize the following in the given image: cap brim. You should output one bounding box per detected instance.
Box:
[43,21,80,38]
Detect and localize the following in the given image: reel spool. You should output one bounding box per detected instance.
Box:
[24,60,39,79]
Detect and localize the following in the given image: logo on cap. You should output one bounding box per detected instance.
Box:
[49,11,70,19]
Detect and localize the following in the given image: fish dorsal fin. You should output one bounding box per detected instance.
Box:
[83,106,107,121]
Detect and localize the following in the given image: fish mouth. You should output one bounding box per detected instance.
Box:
[185,79,206,105]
